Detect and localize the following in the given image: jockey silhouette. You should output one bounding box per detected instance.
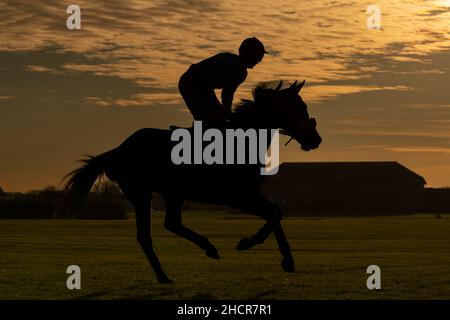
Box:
[178,37,267,123]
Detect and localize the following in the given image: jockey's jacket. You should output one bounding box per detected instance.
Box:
[186,52,247,91]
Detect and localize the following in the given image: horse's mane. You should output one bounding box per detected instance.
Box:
[234,81,285,115]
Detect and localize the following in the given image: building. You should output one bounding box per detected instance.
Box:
[148,161,450,215]
[261,162,428,215]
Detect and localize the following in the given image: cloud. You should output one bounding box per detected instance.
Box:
[25,65,61,74]
[0,47,179,110]
[85,93,181,107]
[1,0,450,190]
[327,128,450,140]
[386,147,450,154]
[419,8,450,17]
[306,84,412,102]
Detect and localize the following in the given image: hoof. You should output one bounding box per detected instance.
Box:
[236,237,253,251]
[281,257,295,273]
[158,276,173,284]
[206,247,220,259]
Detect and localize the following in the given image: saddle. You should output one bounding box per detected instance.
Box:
[169,121,232,132]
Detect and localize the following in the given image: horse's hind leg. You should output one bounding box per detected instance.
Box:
[135,200,172,283]
[164,197,219,259]
[122,184,171,283]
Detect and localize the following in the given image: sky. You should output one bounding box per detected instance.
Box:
[0,0,449,192]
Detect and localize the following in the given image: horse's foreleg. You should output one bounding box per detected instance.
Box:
[239,195,295,273]
[272,222,295,272]
[237,196,280,250]
[164,197,219,259]
[236,222,272,251]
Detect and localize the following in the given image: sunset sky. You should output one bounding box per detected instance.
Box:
[0,0,449,192]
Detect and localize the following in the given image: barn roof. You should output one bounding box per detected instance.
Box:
[268,162,426,186]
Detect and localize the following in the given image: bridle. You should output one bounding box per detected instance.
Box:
[281,118,317,146]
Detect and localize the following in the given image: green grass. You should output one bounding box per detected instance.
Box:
[1,212,449,299]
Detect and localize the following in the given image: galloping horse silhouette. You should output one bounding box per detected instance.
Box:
[64,80,322,283]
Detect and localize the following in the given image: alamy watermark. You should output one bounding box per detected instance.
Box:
[367,5,382,30]
[366,265,381,290]
[66,5,81,30]
[170,121,280,175]
[66,265,81,290]
[65,5,381,32]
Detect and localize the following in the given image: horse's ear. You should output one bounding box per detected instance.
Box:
[295,80,305,93]
[290,80,298,89]
[275,81,283,91]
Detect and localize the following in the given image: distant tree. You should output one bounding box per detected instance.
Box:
[0,186,5,196]
[92,179,122,196]
[39,185,63,202]
[43,185,57,191]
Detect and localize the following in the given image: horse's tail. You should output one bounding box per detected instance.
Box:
[63,149,117,215]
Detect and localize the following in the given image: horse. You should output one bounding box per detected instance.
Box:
[63,80,322,283]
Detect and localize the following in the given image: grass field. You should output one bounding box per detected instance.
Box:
[1,212,449,300]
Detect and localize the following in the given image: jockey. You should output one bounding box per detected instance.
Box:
[178,37,267,124]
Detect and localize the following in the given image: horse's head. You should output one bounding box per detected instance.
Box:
[251,80,322,151]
